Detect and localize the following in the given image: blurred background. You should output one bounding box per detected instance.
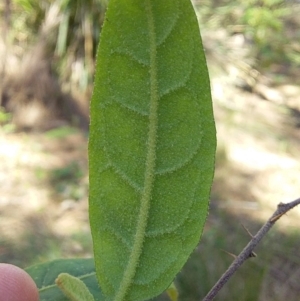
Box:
[0,0,300,300]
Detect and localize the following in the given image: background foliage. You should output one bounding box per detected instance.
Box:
[2,0,299,92]
[2,0,107,92]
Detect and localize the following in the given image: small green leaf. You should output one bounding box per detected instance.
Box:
[166,282,178,301]
[25,258,103,301]
[56,273,95,301]
[89,1,216,301]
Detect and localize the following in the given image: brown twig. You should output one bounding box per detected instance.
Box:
[202,197,300,301]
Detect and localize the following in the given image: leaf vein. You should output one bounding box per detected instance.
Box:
[155,3,180,47]
[107,163,143,193]
[109,97,149,117]
[158,50,194,99]
[112,1,158,301]
[156,132,202,175]
[111,50,150,67]
[104,225,132,249]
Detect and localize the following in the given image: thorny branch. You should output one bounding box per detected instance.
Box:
[202,197,300,301]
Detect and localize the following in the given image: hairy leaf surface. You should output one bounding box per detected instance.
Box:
[89,1,216,301]
[25,258,103,301]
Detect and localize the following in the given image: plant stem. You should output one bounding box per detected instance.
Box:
[202,197,300,301]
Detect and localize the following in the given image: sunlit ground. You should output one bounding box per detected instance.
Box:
[1,68,300,299]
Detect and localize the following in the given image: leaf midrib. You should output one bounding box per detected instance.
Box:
[113,1,158,301]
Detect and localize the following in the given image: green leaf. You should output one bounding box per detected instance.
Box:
[166,282,179,301]
[25,258,104,301]
[56,273,95,301]
[89,1,216,301]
